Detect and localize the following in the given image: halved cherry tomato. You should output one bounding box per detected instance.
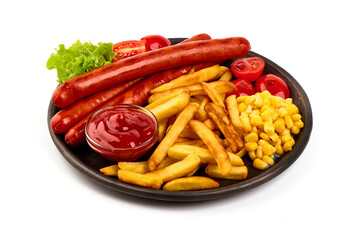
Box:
[226,79,255,98]
[140,35,171,51]
[113,40,146,60]
[231,57,265,82]
[254,74,290,99]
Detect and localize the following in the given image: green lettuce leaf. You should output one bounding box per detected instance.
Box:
[46,40,115,84]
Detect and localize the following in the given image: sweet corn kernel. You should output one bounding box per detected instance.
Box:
[245,132,259,143]
[241,116,252,133]
[264,121,275,134]
[270,96,283,108]
[249,109,261,117]
[274,118,286,133]
[261,110,273,122]
[245,142,258,152]
[283,140,295,152]
[262,143,275,155]
[262,155,274,165]
[236,96,247,103]
[285,115,294,128]
[250,115,262,127]
[292,113,302,121]
[269,132,279,142]
[278,107,288,117]
[253,158,268,170]
[292,104,299,114]
[263,98,271,107]
[294,120,304,128]
[291,126,300,134]
[248,151,256,160]
[261,105,274,113]
[272,112,279,121]
[285,98,293,105]
[286,105,297,115]
[254,93,264,107]
[237,148,247,158]
[280,128,291,136]
[239,102,247,112]
[281,133,293,143]
[260,132,270,141]
[245,95,256,105]
[256,146,263,159]
[260,90,272,99]
[258,139,268,146]
[275,144,284,155]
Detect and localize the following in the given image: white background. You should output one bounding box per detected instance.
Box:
[1,0,359,239]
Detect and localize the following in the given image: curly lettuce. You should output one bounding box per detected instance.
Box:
[46,40,115,84]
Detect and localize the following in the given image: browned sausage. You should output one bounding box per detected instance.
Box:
[52,37,250,108]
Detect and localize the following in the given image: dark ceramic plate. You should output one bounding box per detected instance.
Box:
[48,38,312,202]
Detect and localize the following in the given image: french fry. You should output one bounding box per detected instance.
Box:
[148,80,236,103]
[118,161,150,174]
[188,120,232,176]
[149,91,190,122]
[168,144,244,166]
[205,164,248,180]
[157,157,180,170]
[194,98,209,121]
[157,119,168,142]
[218,70,233,82]
[205,102,244,152]
[147,152,201,183]
[201,82,226,110]
[150,65,221,93]
[203,118,218,130]
[163,176,220,191]
[178,125,200,139]
[225,95,243,134]
[145,89,185,110]
[118,170,163,189]
[173,139,205,147]
[148,103,199,171]
[100,165,120,176]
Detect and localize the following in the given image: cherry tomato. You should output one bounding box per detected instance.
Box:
[226,79,255,98]
[140,35,171,51]
[254,74,290,99]
[231,57,265,82]
[113,40,146,60]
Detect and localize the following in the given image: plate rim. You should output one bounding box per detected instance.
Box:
[47,39,313,202]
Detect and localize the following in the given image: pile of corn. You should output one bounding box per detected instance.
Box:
[235,90,304,170]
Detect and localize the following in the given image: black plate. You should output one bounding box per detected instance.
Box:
[48,38,313,202]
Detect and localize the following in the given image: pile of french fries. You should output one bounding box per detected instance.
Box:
[100,63,303,191]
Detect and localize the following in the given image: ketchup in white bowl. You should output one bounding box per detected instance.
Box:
[85,104,158,162]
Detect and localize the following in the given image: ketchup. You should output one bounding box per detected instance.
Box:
[86,104,158,162]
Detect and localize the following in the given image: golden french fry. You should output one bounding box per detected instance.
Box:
[194,98,209,121]
[148,81,236,103]
[118,170,163,189]
[157,157,180,170]
[203,118,218,130]
[145,89,185,109]
[148,103,199,171]
[173,139,205,147]
[118,161,150,174]
[157,119,168,142]
[205,102,244,152]
[201,82,226,110]
[225,95,243,134]
[205,164,248,180]
[147,152,201,183]
[188,120,232,176]
[100,165,120,176]
[149,91,190,122]
[218,70,233,82]
[150,65,221,93]
[168,144,244,166]
[163,176,220,191]
[178,125,200,139]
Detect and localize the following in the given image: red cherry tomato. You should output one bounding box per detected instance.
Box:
[226,79,255,98]
[140,35,171,51]
[254,74,290,99]
[113,40,146,60]
[231,57,265,82]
